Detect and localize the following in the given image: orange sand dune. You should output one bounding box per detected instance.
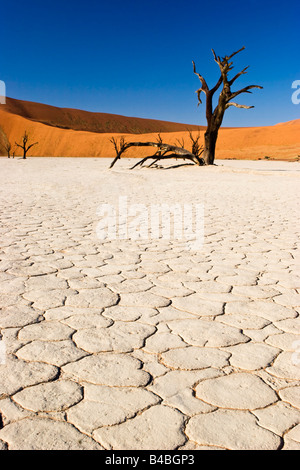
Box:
[0,98,299,160]
[1,97,202,134]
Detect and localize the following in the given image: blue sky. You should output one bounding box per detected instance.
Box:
[1,0,299,127]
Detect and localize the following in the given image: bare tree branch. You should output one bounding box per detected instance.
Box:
[15,142,24,149]
[27,142,39,151]
[228,84,263,102]
[156,133,163,144]
[225,102,254,109]
[130,152,198,169]
[109,136,131,168]
[210,75,223,96]
[192,61,209,93]
[227,46,246,60]
[188,129,203,158]
[175,137,185,149]
[211,49,221,65]
[195,88,205,105]
[229,66,250,86]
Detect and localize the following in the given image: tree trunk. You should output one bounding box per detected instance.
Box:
[203,128,218,165]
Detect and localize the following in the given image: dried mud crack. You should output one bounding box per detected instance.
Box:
[0,158,299,450]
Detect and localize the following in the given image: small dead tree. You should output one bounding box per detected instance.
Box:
[193,46,263,165]
[3,141,12,158]
[15,131,38,159]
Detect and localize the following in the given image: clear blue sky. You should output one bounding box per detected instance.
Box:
[1,0,299,127]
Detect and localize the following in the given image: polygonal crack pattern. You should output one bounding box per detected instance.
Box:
[0,158,299,450]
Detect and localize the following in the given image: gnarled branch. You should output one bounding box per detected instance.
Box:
[192,61,209,93]
[228,84,263,102]
[225,102,254,109]
[227,46,246,60]
[229,66,250,86]
[109,137,204,169]
[15,141,38,149]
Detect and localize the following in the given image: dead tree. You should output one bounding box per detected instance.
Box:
[15,131,38,159]
[109,134,204,169]
[3,141,12,158]
[193,46,263,165]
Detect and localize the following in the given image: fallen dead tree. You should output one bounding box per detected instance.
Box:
[109,132,204,169]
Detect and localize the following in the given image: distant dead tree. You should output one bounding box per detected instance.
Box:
[3,141,12,158]
[109,131,204,169]
[15,131,38,159]
[193,46,263,165]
